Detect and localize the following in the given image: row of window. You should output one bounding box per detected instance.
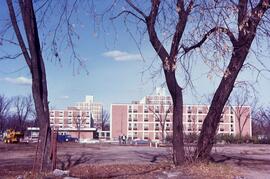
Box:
[127,105,236,115]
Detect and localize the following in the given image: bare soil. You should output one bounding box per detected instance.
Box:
[0,142,269,178]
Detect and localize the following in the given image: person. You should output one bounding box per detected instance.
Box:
[118,135,122,145]
[122,135,126,144]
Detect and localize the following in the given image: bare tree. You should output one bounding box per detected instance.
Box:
[73,111,88,140]
[186,0,270,160]
[147,100,172,143]
[11,95,34,132]
[228,86,254,139]
[252,107,270,137]
[101,109,110,131]
[112,0,196,165]
[0,95,11,134]
[6,0,51,171]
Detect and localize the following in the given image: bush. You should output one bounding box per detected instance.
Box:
[215,134,270,144]
[184,133,199,144]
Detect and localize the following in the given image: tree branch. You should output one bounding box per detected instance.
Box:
[182,27,237,54]
[6,0,32,68]
[145,0,170,63]
[110,10,146,23]
[125,0,147,19]
[251,0,270,19]
[169,0,193,61]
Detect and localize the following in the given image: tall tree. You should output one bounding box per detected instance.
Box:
[6,0,51,171]
[118,0,195,165]
[194,0,270,160]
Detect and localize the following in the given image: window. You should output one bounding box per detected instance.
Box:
[133,115,138,121]
[133,123,137,130]
[144,124,149,130]
[128,106,132,113]
[144,115,149,122]
[187,106,192,113]
[220,116,224,123]
[188,115,192,122]
[128,124,132,130]
[144,106,148,113]
[220,128,224,132]
[144,133,149,139]
[166,124,170,130]
[155,106,159,113]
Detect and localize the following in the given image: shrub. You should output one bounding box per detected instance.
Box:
[184,133,199,144]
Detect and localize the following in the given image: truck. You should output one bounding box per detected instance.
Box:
[3,129,24,143]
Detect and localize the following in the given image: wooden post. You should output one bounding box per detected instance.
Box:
[50,129,57,171]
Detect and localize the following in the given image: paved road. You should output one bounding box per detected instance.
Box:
[1,142,270,178]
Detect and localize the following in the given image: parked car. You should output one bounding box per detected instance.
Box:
[57,134,78,143]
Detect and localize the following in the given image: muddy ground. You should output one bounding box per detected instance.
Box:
[0,142,270,178]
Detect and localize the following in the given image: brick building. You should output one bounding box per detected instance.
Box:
[75,96,103,129]
[50,107,96,140]
[110,89,252,141]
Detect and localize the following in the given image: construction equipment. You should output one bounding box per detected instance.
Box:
[3,129,24,143]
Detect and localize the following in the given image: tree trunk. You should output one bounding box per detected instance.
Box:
[196,42,251,160]
[161,124,165,143]
[165,70,185,165]
[7,0,51,171]
[239,119,242,140]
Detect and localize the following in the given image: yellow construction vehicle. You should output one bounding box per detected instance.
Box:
[3,129,24,143]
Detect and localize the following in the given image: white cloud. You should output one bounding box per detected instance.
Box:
[59,95,69,99]
[2,76,32,86]
[102,50,142,61]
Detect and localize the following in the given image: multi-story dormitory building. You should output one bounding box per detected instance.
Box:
[111,89,252,141]
[49,96,102,140]
[75,96,103,129]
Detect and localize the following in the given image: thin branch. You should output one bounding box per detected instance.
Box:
[182,27,236,54]
[110,10,146,23]
[125,0,147,19]
[0,52,23,61]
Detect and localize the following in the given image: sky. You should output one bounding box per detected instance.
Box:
[0,1,269,111]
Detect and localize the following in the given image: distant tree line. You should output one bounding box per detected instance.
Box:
[0,94,36,134]
[252,106,270,138]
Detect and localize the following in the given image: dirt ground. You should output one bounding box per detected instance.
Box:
[0,142,270,178]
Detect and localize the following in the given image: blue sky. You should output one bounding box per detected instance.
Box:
[0,1,269,111]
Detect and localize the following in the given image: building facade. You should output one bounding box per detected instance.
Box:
[50,107,95,140]
[111,90,252,141]
[75,96,103,129]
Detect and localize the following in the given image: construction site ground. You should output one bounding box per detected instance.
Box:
[0,142,270,178]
